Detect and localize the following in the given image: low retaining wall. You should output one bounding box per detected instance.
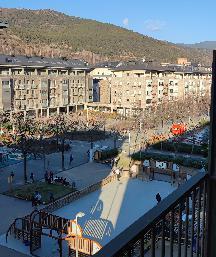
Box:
[42,174,117,213]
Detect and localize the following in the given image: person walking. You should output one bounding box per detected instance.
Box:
[10,171,15,181]
[69,153,73,165]
[156,193,162,204]
[30,172,35,183]
[50,171,54,182]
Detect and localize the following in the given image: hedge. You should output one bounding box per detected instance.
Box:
[99,148,119,160]
[152,141,208,157]
[131,152,207,170]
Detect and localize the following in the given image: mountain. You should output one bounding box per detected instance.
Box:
[179,41,216,50]
[0,8,212,65]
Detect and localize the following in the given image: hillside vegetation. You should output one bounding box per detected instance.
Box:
[0,8,212,64]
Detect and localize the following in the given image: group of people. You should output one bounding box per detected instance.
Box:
[54,176,70,186]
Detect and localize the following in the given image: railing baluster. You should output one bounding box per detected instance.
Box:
[185,195,189,257]
[161,218,165,257]
[169,209,174,257]
[151,226,156,257]
[201,180,207,257]
[178,202,183,257]
[196,186,201,257]
[190,190,196,257]
[140,235,144,257]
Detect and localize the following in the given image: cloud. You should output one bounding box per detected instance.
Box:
[144,19,166,32]
[123,18,129,26]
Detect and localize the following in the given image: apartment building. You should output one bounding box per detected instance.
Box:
[89,62,212,116]
[0,55,93,117]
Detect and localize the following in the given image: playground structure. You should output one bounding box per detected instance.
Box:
[5,175,117,256]
[6,210,101,257]
[133,159,187,184]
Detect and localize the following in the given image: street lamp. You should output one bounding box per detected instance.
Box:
[75,212,85,257]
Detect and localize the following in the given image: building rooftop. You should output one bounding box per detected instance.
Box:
[112,61,211,74]
[93,61,121,69]
[0,54,90,69]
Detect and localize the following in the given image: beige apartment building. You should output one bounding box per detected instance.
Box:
[87,63,212,116]
[0,55,93,117]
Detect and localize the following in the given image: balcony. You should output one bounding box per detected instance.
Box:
[94,50,216,257]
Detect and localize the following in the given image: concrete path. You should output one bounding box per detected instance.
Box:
[0,194,33,257]
[52,162,112,190]
[0,138,124,193]
[0,246,30,257]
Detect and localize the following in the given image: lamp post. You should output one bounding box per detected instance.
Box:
[128,130,131,156]
[75,212,85,257]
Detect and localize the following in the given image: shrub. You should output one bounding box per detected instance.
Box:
[99,148,119,160]
[152,141,208,157]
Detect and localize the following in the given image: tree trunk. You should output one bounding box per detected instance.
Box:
[24,153,27,183]
[90,134,93,149]
[114,136,117,149]
[61,139,65,170]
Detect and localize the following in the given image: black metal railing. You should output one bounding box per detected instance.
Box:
[94,172,208,257]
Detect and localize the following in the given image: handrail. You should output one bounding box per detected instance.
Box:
[94,172,208,257]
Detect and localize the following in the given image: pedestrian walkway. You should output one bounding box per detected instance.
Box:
[54,162,112,190]
[0,194,33,234]
[0,245,30,257]
[0,194,33,257]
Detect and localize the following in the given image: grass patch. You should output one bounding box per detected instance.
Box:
[5,182,76,204]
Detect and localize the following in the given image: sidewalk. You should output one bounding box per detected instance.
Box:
[0,194,33,235]
[54,162,112,190]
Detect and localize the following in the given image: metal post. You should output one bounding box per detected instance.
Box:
[207,50,216,257]
[86,108,89,128]
[76,216,78,257]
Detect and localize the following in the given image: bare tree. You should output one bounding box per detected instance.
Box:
[49,114,78,170]
[12,112,36,183]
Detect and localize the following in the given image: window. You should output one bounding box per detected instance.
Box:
[170,89,174,93]
[127,73,129,76]
[127,99,129,102]
[146,99,152,104]
[2,80,9,86]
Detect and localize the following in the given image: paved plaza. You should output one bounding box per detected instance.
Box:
[0,137,125,193]
[1,177,175,256]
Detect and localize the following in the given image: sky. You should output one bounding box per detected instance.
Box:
[0,0,215,44]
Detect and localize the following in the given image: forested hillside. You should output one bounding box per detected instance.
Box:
[0,8,212,64]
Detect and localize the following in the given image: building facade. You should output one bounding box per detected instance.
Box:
[0,55,93,117]
[87,63,212,116]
